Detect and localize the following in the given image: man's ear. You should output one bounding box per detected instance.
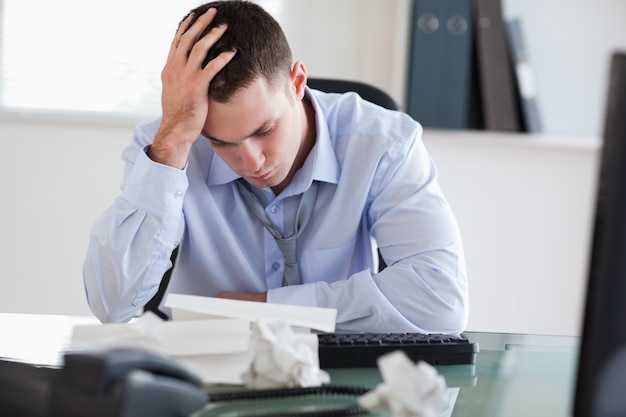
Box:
[290,61,308,101]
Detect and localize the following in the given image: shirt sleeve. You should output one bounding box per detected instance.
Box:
[83,124,188,323]
[268,127,469,334]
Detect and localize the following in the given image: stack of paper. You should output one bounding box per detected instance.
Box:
[70,294,337,387]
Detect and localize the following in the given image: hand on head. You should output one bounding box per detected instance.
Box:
[150,8,236,169]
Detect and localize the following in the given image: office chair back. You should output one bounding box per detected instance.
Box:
[307,78,400,111]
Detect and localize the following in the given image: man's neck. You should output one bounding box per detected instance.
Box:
[271,98,317,195]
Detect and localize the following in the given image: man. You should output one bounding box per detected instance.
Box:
[84,0,468,333]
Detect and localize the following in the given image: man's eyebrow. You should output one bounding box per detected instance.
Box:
[203,120,275,144]
[203,134,227,144]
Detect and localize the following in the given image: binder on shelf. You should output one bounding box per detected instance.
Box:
[473,0,522,131]
[406,0,474,129]
[506,18,542,133]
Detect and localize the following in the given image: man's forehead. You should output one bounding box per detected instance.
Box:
[204,98,284,143]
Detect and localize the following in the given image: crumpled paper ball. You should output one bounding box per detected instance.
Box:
[241,320,330,389]
[358,350,449,417]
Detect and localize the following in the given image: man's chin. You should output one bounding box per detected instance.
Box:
[244,177,277,189]
[243,171,288,192]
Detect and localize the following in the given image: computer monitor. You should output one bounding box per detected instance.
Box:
[574,51,626,417]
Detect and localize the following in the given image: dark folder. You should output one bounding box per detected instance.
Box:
[406,0,474,129]
[473,0,522,131]
[506,18,542,133]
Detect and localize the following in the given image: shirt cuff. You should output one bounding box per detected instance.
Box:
[122,146,189,219]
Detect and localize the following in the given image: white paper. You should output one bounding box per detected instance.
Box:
[358,351,450,417]
[176,350,256,385]
[165,294,337,333]
[242,320,330,389]
[69,295,337,387]
[71,314,250,356]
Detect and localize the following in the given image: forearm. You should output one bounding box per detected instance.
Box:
[84,147,188,322]
[83,200,181,322]
[268,256,468,334]
[148,134,194,170]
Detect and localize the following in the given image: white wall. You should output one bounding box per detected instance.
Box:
[0,117,130,316]
[424,131,599,336]
[275,0,413,111]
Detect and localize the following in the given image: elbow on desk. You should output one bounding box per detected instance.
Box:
[394,267,469,334]
[419,284,469,335]
[85,296,139,324]
[82,267,142,324]
[84,289,138,324]
[427,301,469,335]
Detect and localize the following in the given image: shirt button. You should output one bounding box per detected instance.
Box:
[271,205,279,213]
[174,190,184,199]
[272,262,281,271]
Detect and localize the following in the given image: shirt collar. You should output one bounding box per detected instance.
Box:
[206,86,340,193]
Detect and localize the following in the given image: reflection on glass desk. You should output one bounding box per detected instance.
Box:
[321,332,578,417]
[449,332,578,417]
[0,314,579,417]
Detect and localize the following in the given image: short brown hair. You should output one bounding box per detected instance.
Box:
[182,1,293,102]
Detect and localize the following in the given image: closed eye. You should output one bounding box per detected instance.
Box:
[208,139,228,148]
[256,126,275,137]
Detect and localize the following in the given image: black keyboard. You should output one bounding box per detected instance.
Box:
[317,333,478,368]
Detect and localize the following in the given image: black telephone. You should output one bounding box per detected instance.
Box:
[1,348,371,417]
[0,348,207,417]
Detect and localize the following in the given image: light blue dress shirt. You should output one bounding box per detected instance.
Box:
[84,88,469,333]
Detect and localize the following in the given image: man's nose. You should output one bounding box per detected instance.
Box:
[239,141,264,172]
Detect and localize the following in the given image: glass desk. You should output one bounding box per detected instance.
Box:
[0,315,579,417]
[449,332,578,417]
[205,333,578,417]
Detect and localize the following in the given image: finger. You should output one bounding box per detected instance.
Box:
[173,12,195,47]
[176,7,218,57]
[202,48,237,81]
[166,12,196,63]
[187,23,229,66]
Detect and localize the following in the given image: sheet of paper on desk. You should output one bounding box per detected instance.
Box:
[70,314,254,384]
[164,294,337,333]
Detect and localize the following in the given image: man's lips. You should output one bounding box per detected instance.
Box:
[250,169,273,181]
